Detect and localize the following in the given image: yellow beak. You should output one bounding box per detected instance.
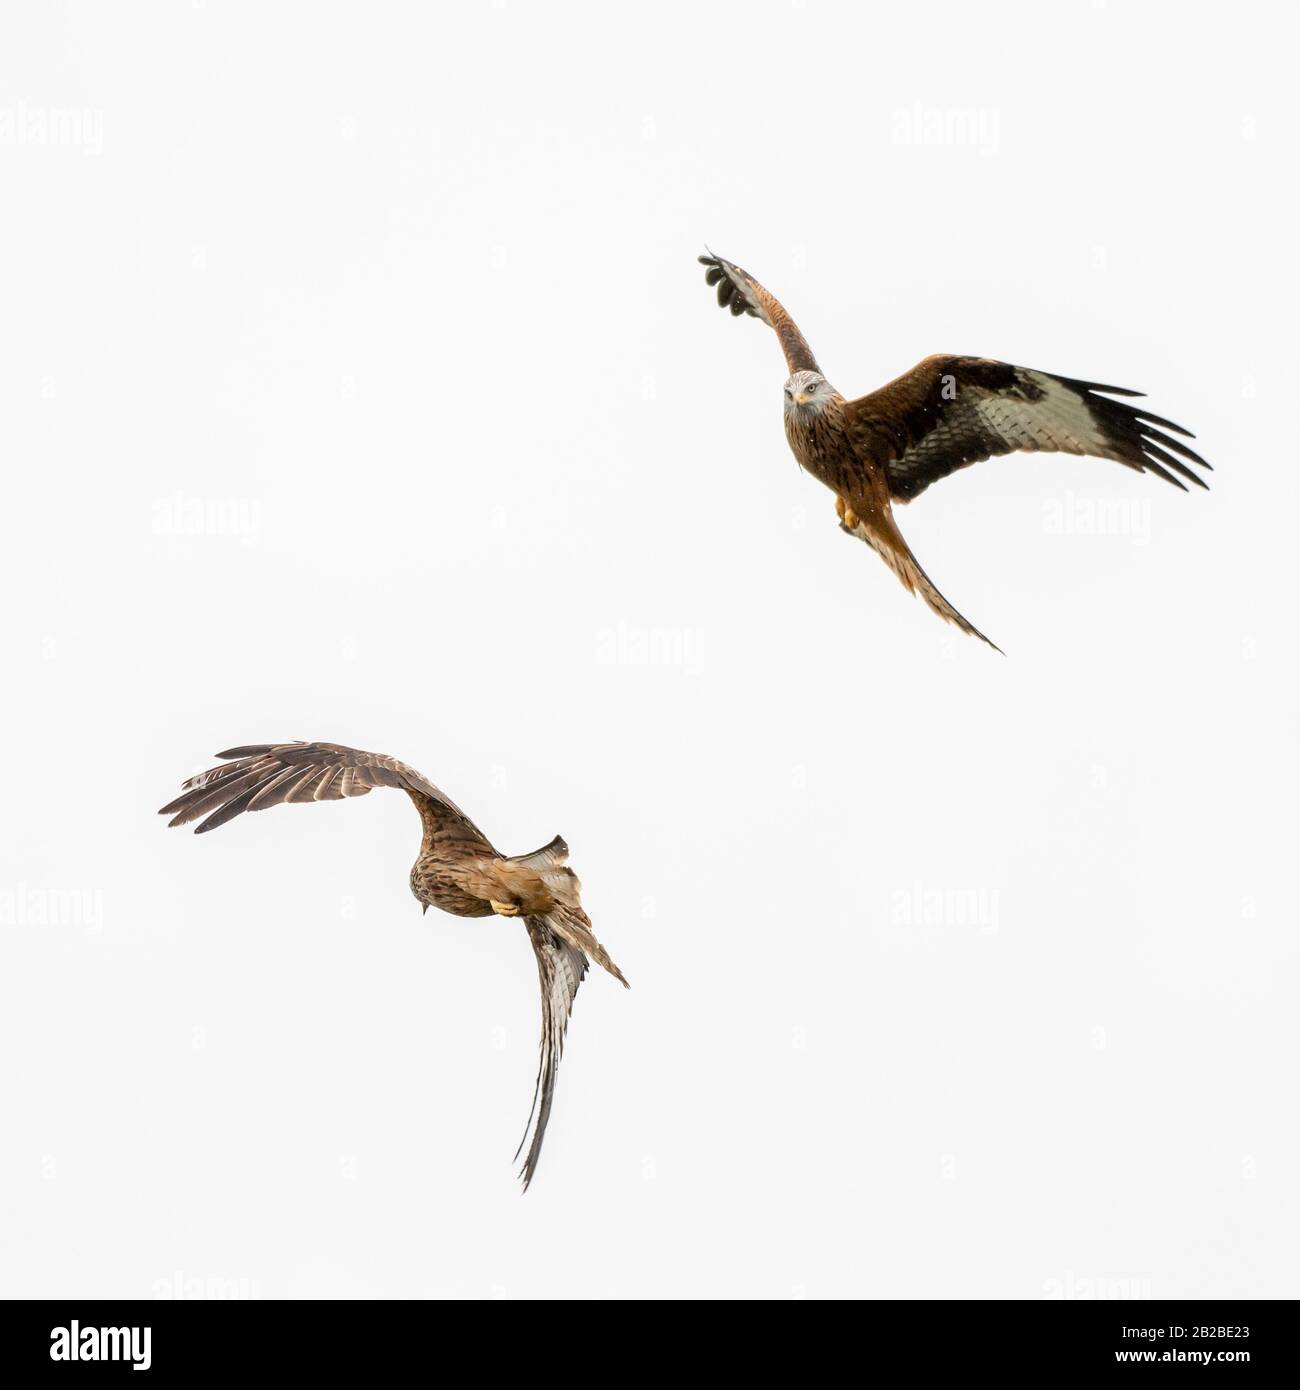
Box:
[794,392,811,406]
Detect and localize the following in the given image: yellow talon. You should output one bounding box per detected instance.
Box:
[490,899,520,916]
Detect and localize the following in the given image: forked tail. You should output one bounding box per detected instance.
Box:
[508,836,627,985]
[512,842,628,1190]
[841,510,1004,654]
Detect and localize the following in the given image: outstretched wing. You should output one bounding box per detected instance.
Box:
[698,251,821,375]
[158,740,493,850]
[515,900,628,1192]
[846,356,1211,501]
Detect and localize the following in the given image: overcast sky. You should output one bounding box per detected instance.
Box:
[2,0,1297,1298]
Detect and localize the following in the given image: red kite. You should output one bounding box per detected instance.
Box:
[160,740,627,1190]
[700,252,1210,650]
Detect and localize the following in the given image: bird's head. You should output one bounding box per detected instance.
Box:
[784,370,832,419]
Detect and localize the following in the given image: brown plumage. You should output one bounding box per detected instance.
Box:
[159,740,627,1190]
[700,251,1212,650]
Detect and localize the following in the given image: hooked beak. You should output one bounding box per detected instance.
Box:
[794,391,812,407]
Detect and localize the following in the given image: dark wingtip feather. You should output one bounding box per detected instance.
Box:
[1072,381,1211,467]
[1140,457,1190,491]
[1144,427,1210,471]
[1133,408,1196,440]
[193,785,261,833]
[1144,441,1209,490]
[1057,374,1146,398]
[1067,375,1214,488]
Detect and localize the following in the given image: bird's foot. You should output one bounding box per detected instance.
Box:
[835,495,859,530]
[490,899,521,917]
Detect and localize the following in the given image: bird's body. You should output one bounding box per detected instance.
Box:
[782,372,856,496]
[404,788,551,917]
[701,252,1211,650]
[159,740,627,1189]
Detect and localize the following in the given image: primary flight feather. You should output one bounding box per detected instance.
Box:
[699,251,1211,651]
[159,740,627,1190]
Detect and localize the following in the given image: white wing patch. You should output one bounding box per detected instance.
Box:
[978,369,1106,455]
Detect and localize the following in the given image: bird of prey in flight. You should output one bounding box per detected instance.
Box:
[159,740,628,1190]
[699,251,1211,651]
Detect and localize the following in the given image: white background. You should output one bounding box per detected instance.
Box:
[2,0,1296,1300]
